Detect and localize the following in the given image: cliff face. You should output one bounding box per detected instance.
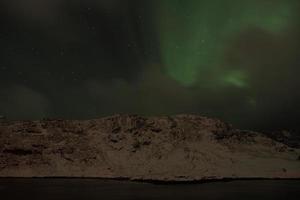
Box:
[0,115,299,181]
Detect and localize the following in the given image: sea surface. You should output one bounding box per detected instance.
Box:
[0,179,299,200]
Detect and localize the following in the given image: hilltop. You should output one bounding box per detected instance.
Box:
[0,114,299,181]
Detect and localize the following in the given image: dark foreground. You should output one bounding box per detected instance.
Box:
[1,179,300,200]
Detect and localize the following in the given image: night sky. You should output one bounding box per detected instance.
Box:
[0,0,299,131]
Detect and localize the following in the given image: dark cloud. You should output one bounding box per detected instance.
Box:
[0,85,50,119]
[223,23,300,130]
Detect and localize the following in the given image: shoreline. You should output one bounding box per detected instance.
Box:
[1,177,300,185]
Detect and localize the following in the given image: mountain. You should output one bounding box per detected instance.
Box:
[0,114,299,182]
[263,130,300,149]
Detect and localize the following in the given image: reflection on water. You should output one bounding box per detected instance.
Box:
[0,179,299,200]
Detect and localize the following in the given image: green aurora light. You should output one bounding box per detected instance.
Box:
[155,0,297,87]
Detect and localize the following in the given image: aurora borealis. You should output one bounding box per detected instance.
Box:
[0,0,299,131]
[156,0,299,87]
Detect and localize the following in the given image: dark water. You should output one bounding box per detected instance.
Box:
[0,179,299,200]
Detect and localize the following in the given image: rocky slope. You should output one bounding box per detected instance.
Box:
[0,115,299,181]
